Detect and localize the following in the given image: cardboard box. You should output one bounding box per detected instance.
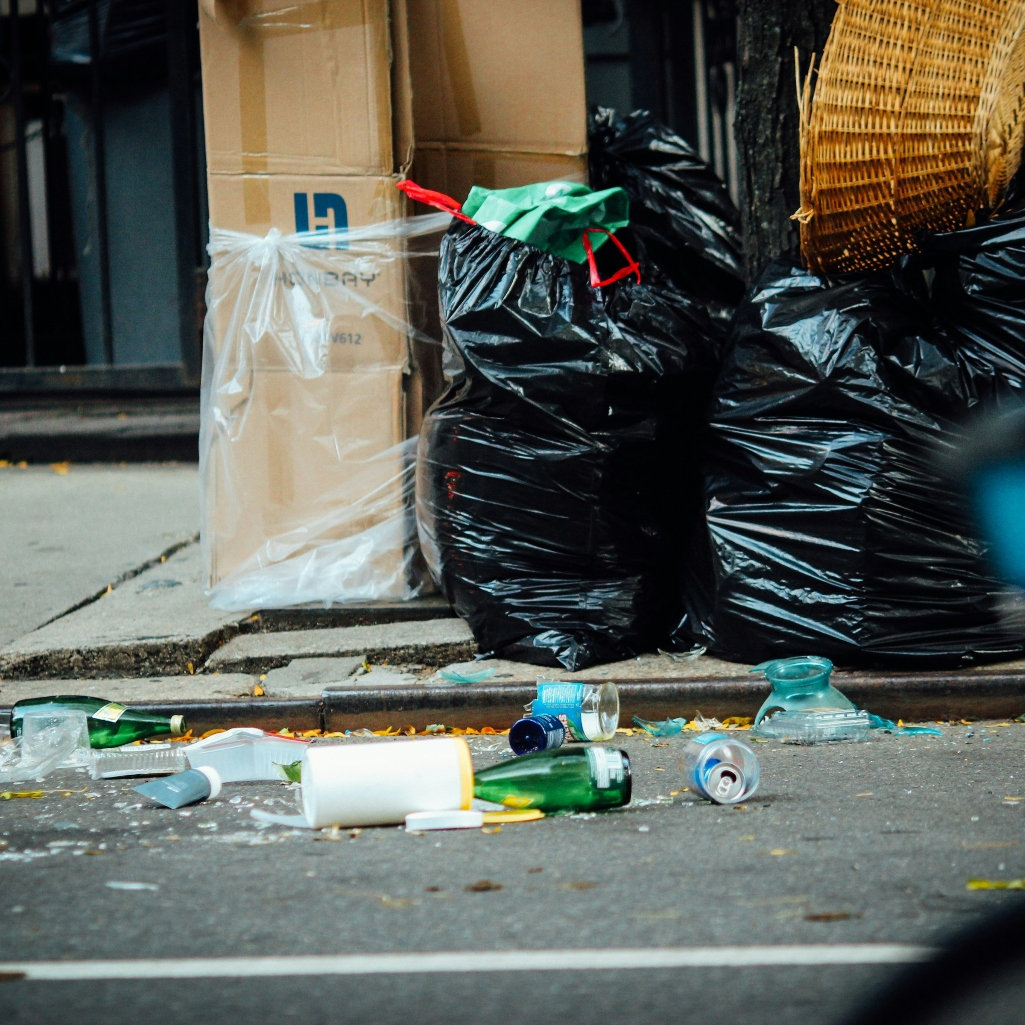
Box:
[198,0,590,597]
[404,0,589,201]
[206,367,409,590]
[199,0,398,177]
[205,173,412,373]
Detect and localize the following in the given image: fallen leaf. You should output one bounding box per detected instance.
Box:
[424,886,441,892]
[465,880,502,892]
[51,462,70,475]
[481,826,502,834]
[805,912,853,922]
[252,684,265,697]
[967,879,1025,890]
[527,867,543,873]
[768,849,797,856]
[559,881,597,890]
[855,792,873,798]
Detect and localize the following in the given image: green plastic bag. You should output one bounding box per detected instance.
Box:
[461,180,629,263]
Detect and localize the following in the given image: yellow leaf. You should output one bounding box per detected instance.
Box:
[252,684,265,696]
[50,462,70,475]
[967,878,1025,890]
[769,848,796,856]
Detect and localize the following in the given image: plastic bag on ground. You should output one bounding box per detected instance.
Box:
[416,212,720,671]
[200,214,449,610]
[675,208,1025,665]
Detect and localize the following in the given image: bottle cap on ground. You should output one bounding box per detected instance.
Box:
[405,810,484,831]
[193,764,222,800]
[170,715,186,736]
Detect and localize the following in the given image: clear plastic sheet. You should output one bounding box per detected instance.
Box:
[200,215,449,611]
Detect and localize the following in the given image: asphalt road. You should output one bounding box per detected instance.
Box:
[1,724,1024,1024]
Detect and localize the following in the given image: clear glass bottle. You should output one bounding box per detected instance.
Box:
[473,746,631,813]
[531,680,619,741]
[10,696,186,749]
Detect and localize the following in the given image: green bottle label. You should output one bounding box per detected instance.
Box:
[91,702,127,723]
[586,747,625,789]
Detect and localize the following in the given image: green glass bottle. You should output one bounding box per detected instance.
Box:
[10,696,186,749]
[473,746,631,813]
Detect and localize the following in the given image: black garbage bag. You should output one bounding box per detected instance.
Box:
[588,107,746,318]
[674,228,1025,667]
[417,220,719,671]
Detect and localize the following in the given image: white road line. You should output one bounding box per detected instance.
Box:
[0,945,935,981]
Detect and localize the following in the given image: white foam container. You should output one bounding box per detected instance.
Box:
[301,737,472,828]
[185,728,310,782]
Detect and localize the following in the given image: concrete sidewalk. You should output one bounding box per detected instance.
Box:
[3,461,1025,727]
[0,461,199,646]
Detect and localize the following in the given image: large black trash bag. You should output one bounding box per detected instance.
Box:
[417,221,719,671]
[588,107,746,317]
[673,247,1025,668]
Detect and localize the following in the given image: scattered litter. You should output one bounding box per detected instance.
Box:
[658,645,707,662]
[531,680,619,741]
[185,728,310,782]
[681,734,760,805]
[867,715,943,737]
[966,879,1025,890]
[805,912,853,922]
[105,881,159,892]
[90,743,188,779]
[751,657,854,725]
[437,667,496,685]
[509,714,565,754]
[474,746,631,814]
[465,880,502,892]
[755,709,871,745]
[134,767,222,810]
[10,696,186,749]
[632,715,687,737]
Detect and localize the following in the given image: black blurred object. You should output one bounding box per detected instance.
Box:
[417,221,719,671]
[675,201,1025,666]
[843,902,1025,1024]
[588,107,746,321]
[51,0,167,72]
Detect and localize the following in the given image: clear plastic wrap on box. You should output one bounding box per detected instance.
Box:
[200,214,449,611]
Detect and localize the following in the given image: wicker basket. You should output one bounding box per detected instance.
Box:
[797,0,1025,275]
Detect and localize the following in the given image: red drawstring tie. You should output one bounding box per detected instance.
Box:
[582,228,642,288]
[395,180,476,224]
[395,181,640,289]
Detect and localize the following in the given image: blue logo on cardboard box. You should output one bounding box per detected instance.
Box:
[294,193,348,247]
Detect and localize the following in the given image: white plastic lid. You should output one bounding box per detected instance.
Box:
[193,764,222,800]
[405,810,484,831]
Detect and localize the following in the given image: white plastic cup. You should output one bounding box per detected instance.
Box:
[301,737,473,828]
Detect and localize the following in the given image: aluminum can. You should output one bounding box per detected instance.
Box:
[681,732,760,805]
